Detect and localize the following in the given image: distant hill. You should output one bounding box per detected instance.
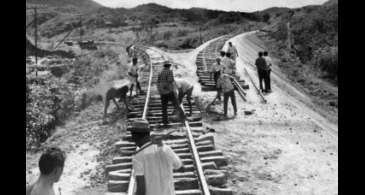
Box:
[26,0,103,11]
[323,0,338,7]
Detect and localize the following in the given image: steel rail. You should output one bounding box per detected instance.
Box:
[127,45,211,195]
[180,107,211,195]
[226,74,247,102]
[126,46,153,195]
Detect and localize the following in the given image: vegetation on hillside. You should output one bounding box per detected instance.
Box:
[266,2,338,84]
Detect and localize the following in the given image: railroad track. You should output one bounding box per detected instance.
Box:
[106,46,233,195]
[195,35,252,103]
[195,35,231,90]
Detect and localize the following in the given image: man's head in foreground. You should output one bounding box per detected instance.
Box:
[39,147,66,183]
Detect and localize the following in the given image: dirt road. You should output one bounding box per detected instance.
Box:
[167,31,338,195]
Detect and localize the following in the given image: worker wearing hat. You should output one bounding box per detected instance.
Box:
[131,122,185,195]
[157,62,185,126]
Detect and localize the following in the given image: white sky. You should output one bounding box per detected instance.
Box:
[93,0,328,12]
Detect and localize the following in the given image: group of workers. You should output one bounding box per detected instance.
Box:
[103,44,194,125]
[209,42,239,117]
[26,41,276,195]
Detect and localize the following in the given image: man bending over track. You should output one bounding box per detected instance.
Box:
[174,78,194,116]
[131,128,185,195]
[103,80,132,122]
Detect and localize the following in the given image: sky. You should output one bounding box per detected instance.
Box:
[93,0,328,12]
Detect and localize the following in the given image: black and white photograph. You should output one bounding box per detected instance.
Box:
[26,0,338,194]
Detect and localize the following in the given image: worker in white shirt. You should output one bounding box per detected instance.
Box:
[222,53,236,76]
[174,78,194,116]
[128,58,145,97]
[227,42,238,61]
[132,128,185,195]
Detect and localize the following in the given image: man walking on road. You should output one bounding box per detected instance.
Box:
[217,73,238,118]
[255,51,268,93]
[157,63,185,125]
[131,128,185,195]
[263,51,272,93]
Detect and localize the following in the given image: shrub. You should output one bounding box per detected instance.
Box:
[163,31,173,40]
[177,29,189,37]
[314,46,338,83]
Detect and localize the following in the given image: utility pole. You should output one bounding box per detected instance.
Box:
[79,15,83,43]
[34,7,38,77]
[287,22,291,52]
[27,5,46,77]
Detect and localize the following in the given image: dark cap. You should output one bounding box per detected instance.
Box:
[128,119,150,133]
[164,63,172,68]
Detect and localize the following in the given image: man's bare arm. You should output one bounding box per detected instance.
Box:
[136,176,146,195]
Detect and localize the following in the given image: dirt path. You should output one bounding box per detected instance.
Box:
[26,102,127,195]
[166,32,338,195]
[226,31,337,134]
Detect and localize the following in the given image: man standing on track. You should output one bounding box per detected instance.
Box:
[157,63,185,126]
[131,128,185,195]
[217,73,237,118]
[174,78,194,116]
[221,53,236,76]
[255,51,268,93]
[227,42,238,61]
[127,44,138,64]
[210,58,223,102]
[263,51,272,93]
[128,58,145,97]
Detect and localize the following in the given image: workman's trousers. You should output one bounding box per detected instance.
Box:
[213,72,221,101]
[264,70,271,91]
[161,92,184,124]
[258,69,266,92]
[223,89,237,116]
[130,76,143,95]
[258,69,271,92]
[178,88,193,115]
